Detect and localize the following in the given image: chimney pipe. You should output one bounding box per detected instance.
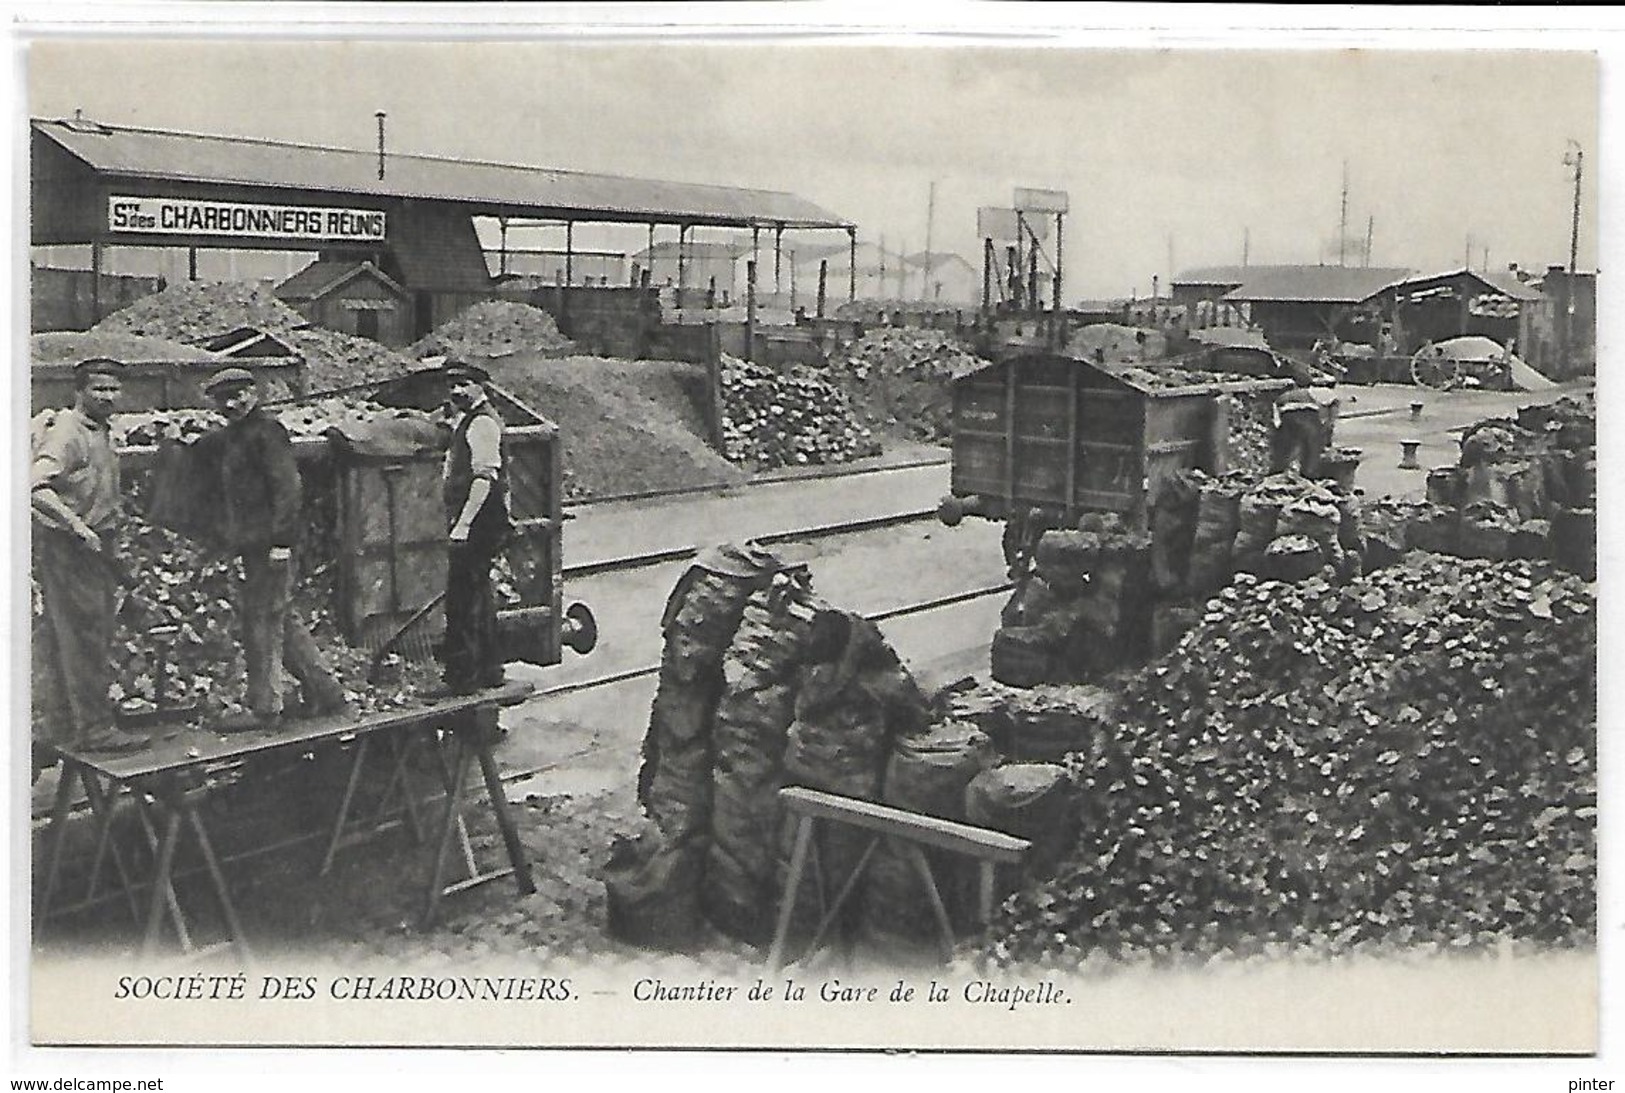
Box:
[375,111,387,181]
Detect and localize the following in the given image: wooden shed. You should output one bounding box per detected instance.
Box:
[275,259,414,347]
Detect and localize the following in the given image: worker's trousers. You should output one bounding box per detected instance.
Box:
[441,521,507,693]
[1271,411,1327,477]
[240,548,345,717]
[31,527,116,749]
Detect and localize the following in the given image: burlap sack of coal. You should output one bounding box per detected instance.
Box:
[1035,530,1101,595]
[1232,493,1282,574]
[1464,460,1547,521]
[856,720,1001,960]
[784,611,932,798]
[1148,469,1205,595]
[1151,600,1203,656]
[1000,683,1118,764]
[1456,502,1517,561]
[638,676,718,843]
[1406,502,1462,555]
[1550,506,1597,580]
[991,624,1056,688]
[1426,467,1467,508]
[1186,480,1244,593]
[604,820,706,951]
[1360,501,1417,571]
[1459,420,1537,467]
[1332,488,1366,557]
[637,551,781,837]
[999,575,1059,629]
[1565,450,1596,507]
[1511,519,1552,561]
[705,573,820,945]
[965,763,1076,881]
[772,612,935,952]
[1260,534,1329,583]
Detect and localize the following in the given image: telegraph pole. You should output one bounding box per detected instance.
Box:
[1339,160,1349,267]
[1563,140,1584,373]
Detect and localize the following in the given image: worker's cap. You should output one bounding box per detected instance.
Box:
[201,367,258,397]
[440,360,491,385]
[73,357,124,380]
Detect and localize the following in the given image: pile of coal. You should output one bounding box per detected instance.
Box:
[285,328,417,391]
[92,281,307,341]
[836,330,985,443]
[719,355,880,470]
[110,398,441,448]
[982,555,1596,967]
[408,300,573,360]
[1216,392,1277,479]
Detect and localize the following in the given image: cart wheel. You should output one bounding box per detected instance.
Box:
[1410,344,1460,390]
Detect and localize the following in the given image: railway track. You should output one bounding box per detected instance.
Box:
[527,577,1013,705]
[562,506,940,579]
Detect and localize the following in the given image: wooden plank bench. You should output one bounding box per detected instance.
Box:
[36,681,537,963]
[766,785,1031,972]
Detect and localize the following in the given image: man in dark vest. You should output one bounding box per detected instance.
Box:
[437,361,511,695]
[201,368,349,731]
[31,357,150,760]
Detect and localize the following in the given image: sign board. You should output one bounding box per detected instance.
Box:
[978,206,1052,243]
[1014,187,1070,215]
[977,206,1021,242]
[108,196,387,242]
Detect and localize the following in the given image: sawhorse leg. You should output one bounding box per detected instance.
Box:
[421,709,534,927]
[35,757,80,924]
[320,733,430,877]
[138,778,253,965]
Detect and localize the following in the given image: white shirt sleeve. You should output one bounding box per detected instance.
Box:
[466,414,503,480]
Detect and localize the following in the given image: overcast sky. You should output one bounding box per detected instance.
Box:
[25,33,1601,298]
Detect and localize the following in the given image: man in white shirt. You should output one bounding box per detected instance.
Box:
[437,361,511,695]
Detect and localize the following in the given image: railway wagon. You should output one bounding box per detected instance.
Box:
[123,367,594,670]
[937,352,1290,553]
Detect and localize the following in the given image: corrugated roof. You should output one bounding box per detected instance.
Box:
[1223,266,1414,304]
[34,117,853,229]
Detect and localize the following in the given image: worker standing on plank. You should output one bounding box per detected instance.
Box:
[200,367,349,731]
[436,360,512,695]
[30,357,151,760]
[31,357,150,762]
[1270,385,1335,477]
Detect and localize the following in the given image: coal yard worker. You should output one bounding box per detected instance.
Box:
[1270,385,1335,477]
[202,367,349,731]
[437,360,512,696]
[31,357,150,759]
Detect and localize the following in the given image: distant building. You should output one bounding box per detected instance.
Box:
[274,259,413,346]
[1528,266,1597,378]
[1372,267,1545,360]
[630,239,750,305]
[487,248,626,286]
[1216,265,1415,349]
[902,251,980,306]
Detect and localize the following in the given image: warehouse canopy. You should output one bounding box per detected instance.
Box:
[33,116,854,230]
[1221,266,1415,304]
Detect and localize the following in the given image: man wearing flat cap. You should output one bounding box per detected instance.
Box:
[31,357,149,758]
[437,360,511,695]
[200,367,348,730]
